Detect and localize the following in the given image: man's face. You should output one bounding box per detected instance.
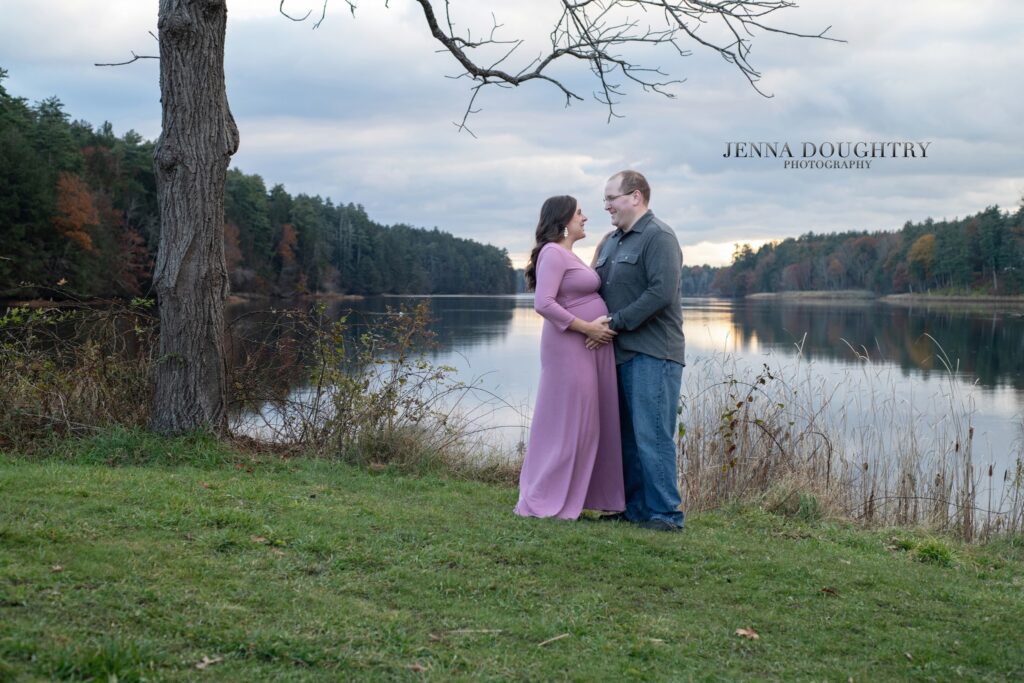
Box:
[603,177,642,231]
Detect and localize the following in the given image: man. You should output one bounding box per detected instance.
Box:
[593,170,685,532]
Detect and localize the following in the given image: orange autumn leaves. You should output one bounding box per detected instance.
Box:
[53,171,99,252]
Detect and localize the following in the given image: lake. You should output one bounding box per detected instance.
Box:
[230,295,1024,476]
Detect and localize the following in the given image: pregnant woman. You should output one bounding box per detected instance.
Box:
[514,195,625,519]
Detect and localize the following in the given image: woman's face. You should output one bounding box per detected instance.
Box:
[566,201,587,241]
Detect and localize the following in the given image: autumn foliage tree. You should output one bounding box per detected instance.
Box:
[906,233,936,288]
[275,222,303,295]
[53,172,99,252]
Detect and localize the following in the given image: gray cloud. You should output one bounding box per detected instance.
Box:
[2,0,1022,266]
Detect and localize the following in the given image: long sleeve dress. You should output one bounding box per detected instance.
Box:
[514,243,625,519]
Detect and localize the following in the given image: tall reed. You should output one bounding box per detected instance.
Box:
[677,337,1023,540]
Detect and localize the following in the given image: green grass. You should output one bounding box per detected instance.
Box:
[2,433,1023,681]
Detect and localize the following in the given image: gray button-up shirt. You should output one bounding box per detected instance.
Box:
[595,210,685,366]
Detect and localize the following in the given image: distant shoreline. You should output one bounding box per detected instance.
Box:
[2,292,367,309]
[746,290,874,301]
[880,293,1024,305]
[743,291,1024,306]
[226,292,366,305]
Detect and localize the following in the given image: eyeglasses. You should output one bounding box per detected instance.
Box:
[603,190,635,203]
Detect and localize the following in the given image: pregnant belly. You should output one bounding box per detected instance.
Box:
[561,295,609,323]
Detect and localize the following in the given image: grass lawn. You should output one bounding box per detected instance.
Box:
[1,432,1023,681]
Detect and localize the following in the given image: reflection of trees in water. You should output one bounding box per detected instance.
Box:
[730,302,1024,390]
[224,297,520,399]
[326,296,519,351]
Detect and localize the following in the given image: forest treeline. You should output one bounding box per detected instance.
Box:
[681,204,1024,297]
[0,70,515,299]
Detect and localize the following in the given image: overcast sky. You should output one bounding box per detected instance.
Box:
[3,1,1023,267]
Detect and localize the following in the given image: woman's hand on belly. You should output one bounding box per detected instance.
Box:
[570,315,616,348]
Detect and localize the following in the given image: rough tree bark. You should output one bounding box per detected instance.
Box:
[150,0,239,434]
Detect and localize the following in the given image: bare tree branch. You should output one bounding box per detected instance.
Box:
[281,0,355,25]
[280,0,313,22]
[94,24,161,66]
[287,1,844,131]
[95,51,158,68]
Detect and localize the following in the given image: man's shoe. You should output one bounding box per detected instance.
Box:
[595,512,629,522]
[636,519,683,532]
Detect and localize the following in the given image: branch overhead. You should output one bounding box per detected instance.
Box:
[412,0,842,132]
[286,1,843,133]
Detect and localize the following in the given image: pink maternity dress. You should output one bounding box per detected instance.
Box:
[514,242,625,519]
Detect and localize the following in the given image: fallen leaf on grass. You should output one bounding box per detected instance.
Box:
[820,586,840,596]
[647,638,665,644]
[50,565,64,573]
[195,655,224,670]
[251,536,268,544]
[538,633,570,647]
[407,663,427,673]
[199,481,212,489]
[904,652,913,661]
[735,628,760,640]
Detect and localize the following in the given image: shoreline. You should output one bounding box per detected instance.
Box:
[226,292,366,305]
[745,290,875,301]
[742,290,1024,307]
[2,292,368,309]
[880,293,1024,305]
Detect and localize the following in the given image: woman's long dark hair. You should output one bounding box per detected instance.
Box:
[525,195,577,291]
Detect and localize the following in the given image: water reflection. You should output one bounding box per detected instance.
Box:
[697,300,1024,391]
[228,295,1024,463]
[226,295,1024,398]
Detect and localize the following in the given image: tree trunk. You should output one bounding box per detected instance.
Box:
[151,0,239,434]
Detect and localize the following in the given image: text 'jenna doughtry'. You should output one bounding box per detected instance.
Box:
[722,141,932,169]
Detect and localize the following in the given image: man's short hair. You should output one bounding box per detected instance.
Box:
[611,170,651,204]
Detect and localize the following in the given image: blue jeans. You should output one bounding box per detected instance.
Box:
[617,353,684,527]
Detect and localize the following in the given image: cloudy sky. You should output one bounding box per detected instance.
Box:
[3,1,1023,267]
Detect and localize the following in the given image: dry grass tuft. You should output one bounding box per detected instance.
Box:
[677,339,1023,541]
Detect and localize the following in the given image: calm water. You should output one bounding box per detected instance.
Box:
[231,295,1024,468]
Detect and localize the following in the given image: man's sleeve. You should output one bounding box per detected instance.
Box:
[609,231,681,331]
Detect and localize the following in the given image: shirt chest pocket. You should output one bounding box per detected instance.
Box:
[612,252,642,283]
